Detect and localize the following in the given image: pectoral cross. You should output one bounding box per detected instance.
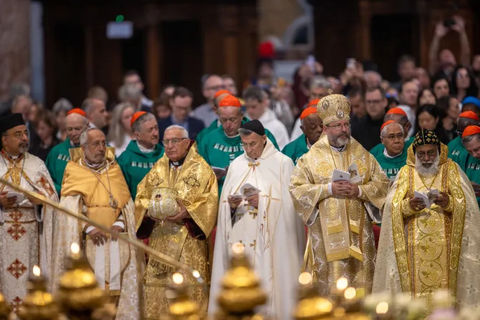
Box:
[248,208,258,218]
[249,240,256,250]
[248,161,259,170]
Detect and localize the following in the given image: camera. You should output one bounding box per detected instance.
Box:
[443,17,456,28]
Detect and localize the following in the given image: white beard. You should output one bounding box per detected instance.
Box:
[415,154,440,177]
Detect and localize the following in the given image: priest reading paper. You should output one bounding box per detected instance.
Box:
[209,120,305,320]
[373,129,480,307]
[290,94,389,296]
[51,128,142,319]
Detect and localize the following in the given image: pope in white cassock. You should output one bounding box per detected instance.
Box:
[209,120,305,319]
[0,114,57,311]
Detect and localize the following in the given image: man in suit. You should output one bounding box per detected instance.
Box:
[158,87,205,141]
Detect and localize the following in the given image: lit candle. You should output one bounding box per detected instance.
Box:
[70,242,81,259]
[32,265,41,278]
[172,272,184,285]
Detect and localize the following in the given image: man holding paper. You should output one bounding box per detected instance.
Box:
[289,94,389,296]
[209,120,305,320]
[374,129,480,307]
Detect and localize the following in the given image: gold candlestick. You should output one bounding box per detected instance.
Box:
[166,272,201,320]
[215,243,267,320]
[293,272,334,320]
[17,265,60,320]
[0,293,11,320]
[55,243,107,320]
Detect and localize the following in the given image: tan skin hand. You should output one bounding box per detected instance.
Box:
[0,192,17,209]
[166,200,190,224]
[433,191,449,209]
[110,225,124,241]
[228,195,243,209]
[332,181,359,198]
[409,197,427,211]
[89,228,108,246]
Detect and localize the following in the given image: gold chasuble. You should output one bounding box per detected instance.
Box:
[373,145,480,307]
[290,135,389,295]
[135,144,218,318]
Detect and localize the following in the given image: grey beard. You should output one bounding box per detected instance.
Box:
[329,135,350,148]
[415,154,440,177]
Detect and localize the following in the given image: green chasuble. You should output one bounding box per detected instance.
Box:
[197,125,278,192]
[45,138,74,195]
[369,136,414,158]
[464,154,480,206]
[196,119,220,143]
[117,140,164,198]
[373,144,408,180]
[281,133,309,164]
[448,136,468,171]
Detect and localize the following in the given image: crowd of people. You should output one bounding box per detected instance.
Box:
[1,14,480,319]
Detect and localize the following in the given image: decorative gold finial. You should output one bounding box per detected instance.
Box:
[55,242,107,320]
[17,265,60,320]
[215,243,266,319]
[0,293,11,320]
[166,272,201,320]
[294,272,334,320]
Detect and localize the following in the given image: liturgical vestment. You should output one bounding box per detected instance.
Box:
[135,144,218,319]
[373,144,480,307]
[209,139,305,320]
[51,148,142,320]
[290,135,389,295]
[0,152,56,310]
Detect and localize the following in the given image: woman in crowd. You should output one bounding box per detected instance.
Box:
[417,88,437,107]
[451,65,479,102]
[415,104,449,144]
[437,95,460,142]
[30,110,60,161]
[107,102,135,156]
[52,97,73,141]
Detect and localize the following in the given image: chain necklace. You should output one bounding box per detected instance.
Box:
[83,158,118,208]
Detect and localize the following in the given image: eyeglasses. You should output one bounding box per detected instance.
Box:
[5,130,29,139]
[326,122,350,130]
[417,149,437,159]
[163,138,187,146]
[384,133,404,140]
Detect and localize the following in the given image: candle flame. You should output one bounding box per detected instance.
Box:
[71,242,80,255]
[376,301,389,314]
[32,265,41,277]
[298,272,313,285]
[172,272,184,285]
[344,287,356,300]
[336,277,348,291]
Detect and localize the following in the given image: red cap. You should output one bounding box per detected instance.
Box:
[386,107,407,117]
[462,125,480,138]
[459,111,480,121]
[380,120,396,131]
[214,89,231,99]
[218,95,241,108]
[67,108,86,117]
[300,106,317,120]
[307,99,320,108]
[130,111,147,127]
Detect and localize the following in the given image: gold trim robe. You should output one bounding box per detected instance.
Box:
[373,144,480,307]
[289,135,389,295]
[135,144,218,319]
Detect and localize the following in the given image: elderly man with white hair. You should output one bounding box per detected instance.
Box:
[373,120,407,181]
[135,124,218,317]
[46,108,89,194]
[52,127,142,319]
[374,129,480,307]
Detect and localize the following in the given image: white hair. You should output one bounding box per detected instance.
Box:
[415,152,440,177]
[164,125,188,138]
[380,122,404,138]
[79,127,104,146]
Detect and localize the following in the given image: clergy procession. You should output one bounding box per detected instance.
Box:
[3,4,480,318]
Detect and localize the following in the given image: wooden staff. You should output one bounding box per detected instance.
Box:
[0,177,202,281]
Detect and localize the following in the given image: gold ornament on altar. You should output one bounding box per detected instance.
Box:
[215,243,266,319]
[56,243,107,319]
[317,94,351,125]
[0,293,10,320]
[293,272,334,320]
[17,265,60,320]
[148,187,179,220]
[166,272,201,320]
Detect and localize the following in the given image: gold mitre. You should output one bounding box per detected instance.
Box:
[317,94,351,125]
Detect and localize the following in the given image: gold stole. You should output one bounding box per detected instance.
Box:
[391,151,466,298]
[318,140,371,262]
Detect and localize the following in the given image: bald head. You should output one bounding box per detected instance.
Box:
[65,113,89,146]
